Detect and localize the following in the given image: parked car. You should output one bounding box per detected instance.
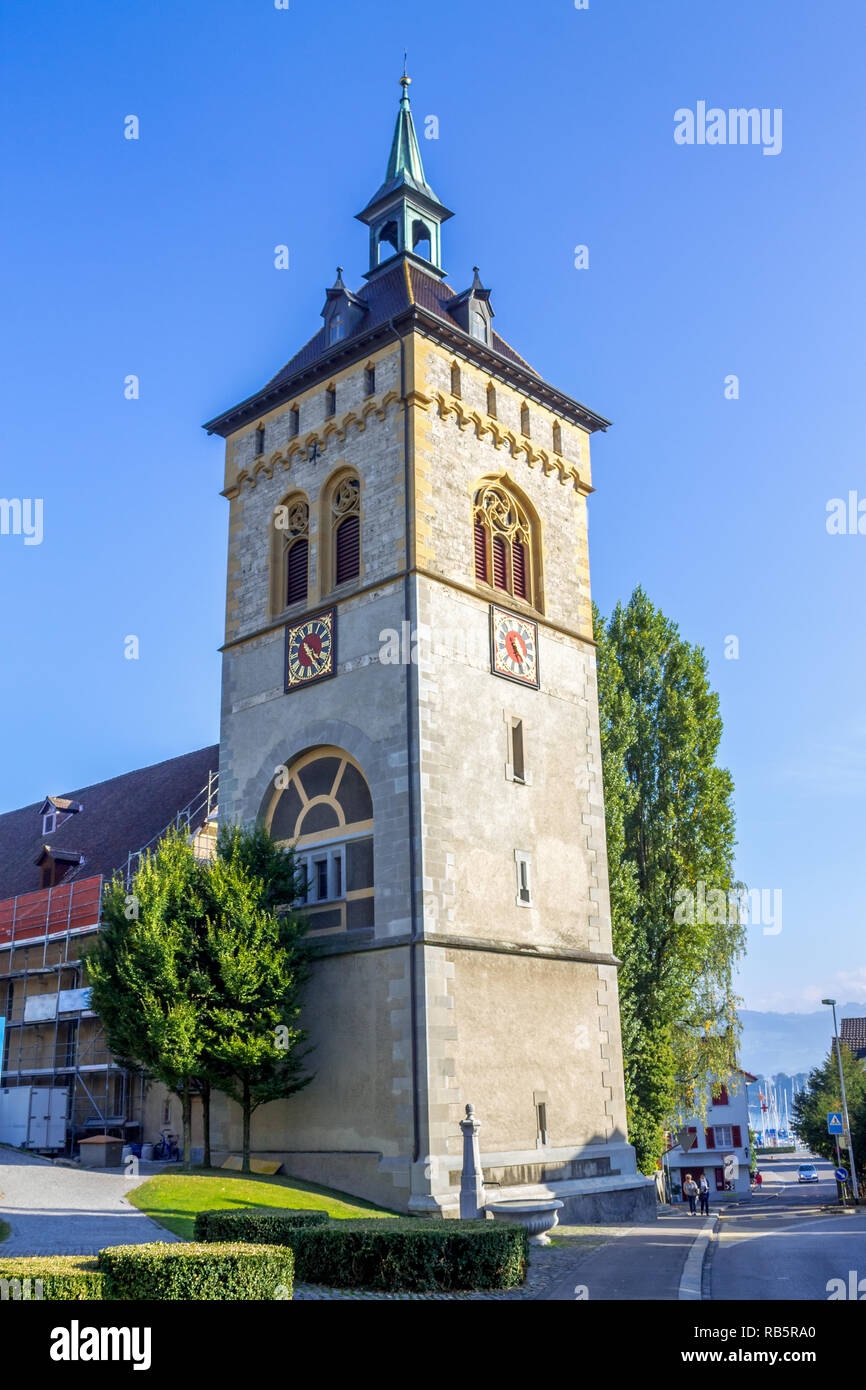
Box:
[798,1163,819,1183]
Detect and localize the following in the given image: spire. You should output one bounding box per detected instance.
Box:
[357,70,453,280]
[385,67,429,193]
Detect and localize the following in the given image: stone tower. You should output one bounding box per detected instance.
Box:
[204,75,653,1221]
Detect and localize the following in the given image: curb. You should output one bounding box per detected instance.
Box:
[677,1214,719,1301]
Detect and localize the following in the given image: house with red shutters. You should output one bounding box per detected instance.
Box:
[665,1068,756,1201]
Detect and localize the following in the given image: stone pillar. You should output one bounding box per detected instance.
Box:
[459,1103,484,1219]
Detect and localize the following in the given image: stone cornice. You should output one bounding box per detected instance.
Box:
[308,929,620,966]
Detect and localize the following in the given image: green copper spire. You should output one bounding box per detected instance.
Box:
[385,69,430,193]
[358,69,453,280]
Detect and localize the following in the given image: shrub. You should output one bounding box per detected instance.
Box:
[283,1219,528,1291]
[97,1242,293,1301]
[194,1208,329,1243]
[0,1256,106,1301]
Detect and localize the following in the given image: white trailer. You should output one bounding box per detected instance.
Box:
[0,1085,68,1150]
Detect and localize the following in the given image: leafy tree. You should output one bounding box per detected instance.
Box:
[84,833,212,1170]
[792,1045,866,1186]
[202,839,312,1174]
[85,825,312,1175]
[594,589,745,1172]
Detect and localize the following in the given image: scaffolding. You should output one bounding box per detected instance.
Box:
[0,772,218,1152]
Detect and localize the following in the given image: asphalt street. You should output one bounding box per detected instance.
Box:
[708,1154,866,1300]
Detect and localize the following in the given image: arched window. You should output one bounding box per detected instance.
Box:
[378,220,399,263]
[332,475,361,585]
[255,424,266,456]
[473,482,537,607]
[553,421,562,454]
[472,311,488,343]
[266,749,374,934]
[520,402,531,437]
[272,495,309,613]
[450,361,462,397]
[330,314,346,345]
[412,219,432,261]
[486,383,497,418]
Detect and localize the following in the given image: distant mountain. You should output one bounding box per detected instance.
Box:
[739,1003,865,1078]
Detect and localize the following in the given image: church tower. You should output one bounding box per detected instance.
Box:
[205,75,653,1221]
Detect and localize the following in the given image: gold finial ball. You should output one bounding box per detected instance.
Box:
[400,72,411,88]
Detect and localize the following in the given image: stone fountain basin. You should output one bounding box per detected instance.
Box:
[486,1198,564,1245]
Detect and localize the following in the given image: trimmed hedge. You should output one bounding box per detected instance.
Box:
[96,1242,293,1301]
[194,1207,329,1243]
[266,1219,528,1291]
[0,1256,106,1301]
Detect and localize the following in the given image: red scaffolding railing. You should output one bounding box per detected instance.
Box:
[0,875,103,948]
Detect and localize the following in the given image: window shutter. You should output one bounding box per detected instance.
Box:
[732,1125,742,1147]
[286,539,308,606]
[474,518,488,581]
[714,1167,725,1191]
[705,1127,714,1149]
[512,539,527,599]
[335,514,360,584]
[492,535,507,590]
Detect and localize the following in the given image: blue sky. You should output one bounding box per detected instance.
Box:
[1,1,864,1013]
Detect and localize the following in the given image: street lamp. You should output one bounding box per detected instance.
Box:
[822,999,860,1204]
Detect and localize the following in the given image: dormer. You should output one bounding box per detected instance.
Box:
[447,267,494,345]
[321,268,368,347]
[39,797,83,836]
[35,845,85,890]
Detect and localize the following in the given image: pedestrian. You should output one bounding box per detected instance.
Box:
[698,1173,710,1216]
[683,1173,698,1215]
[755,1169,762,1189]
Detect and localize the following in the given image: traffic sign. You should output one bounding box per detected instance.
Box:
[835,1168,849,1182]
[828,1112,844,1134]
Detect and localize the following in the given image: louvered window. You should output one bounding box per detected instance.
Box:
[512,539,527,599]
[335,514,360,584]
[472,483,536,608]
[286,539,308,606]
[492,536,507,590]
[474,518,488,581]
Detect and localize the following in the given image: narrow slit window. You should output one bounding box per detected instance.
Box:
[326,386,336,417]
[553,421,562,454]
[315,859,329,901]
[256,426,266,456]
[451,362,461,397]
[536,1102,548,1145]
[487,383,497,417]
[510,720,525,782]
[289,407,300,437]
[516,852,532,905]
[365,365,375,396]
[520,403,530,436]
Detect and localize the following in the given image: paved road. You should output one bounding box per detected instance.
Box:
[0,1146,177,1256]
[709,1154,866,1300]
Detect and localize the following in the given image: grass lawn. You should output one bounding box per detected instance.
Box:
[0,1220,10,1243]
[129,1168,399,1240]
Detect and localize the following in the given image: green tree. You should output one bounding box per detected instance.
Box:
[202,839,312,1174]
[84,833,212,1170]
[792,1045,866,1184]
[594,589,745,1172]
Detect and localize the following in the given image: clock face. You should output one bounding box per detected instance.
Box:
[285,609,336,691]
[490,605,539,688]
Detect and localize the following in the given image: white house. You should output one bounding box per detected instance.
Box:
[665,1069,756,1202]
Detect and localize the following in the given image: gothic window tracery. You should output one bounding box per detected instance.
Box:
[473,483,536,606]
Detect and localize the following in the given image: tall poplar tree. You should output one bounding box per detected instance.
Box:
[593,588,745,1172]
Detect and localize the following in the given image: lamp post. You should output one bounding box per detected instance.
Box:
[822,999,860,1204]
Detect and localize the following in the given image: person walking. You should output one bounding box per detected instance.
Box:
[698,1173,710,1216]
[755,1169,763,1189]
[683,1173,698,1215]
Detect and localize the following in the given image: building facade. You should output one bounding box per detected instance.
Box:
[666,1070,756,1201]
[205,75,653,1221]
